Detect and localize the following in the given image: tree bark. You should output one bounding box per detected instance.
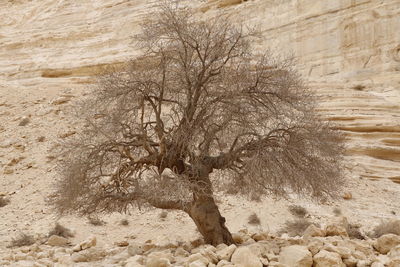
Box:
[187,195,234,246]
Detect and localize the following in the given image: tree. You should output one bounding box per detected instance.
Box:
[52,3,344,245]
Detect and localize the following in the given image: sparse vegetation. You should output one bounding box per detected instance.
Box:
[333,207,342,216]
[159,211,168,220]
[248,213,261,225]
[48,223,74,238]
[278,219,313,237]
[88,216,106,226]
[352,84,366,91]
[8,233,35,248]
[288,204,308,218]
[371,220,400,238]
[52,2,344,245]
[0,196,10,207]
[120,219,129,226]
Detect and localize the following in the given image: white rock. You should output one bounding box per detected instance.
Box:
[79,235,96,250]
[216,260,232,267]
[216,244,237,261]
[313,250,346,267]
[128,243,144,256]
[187,253,209,266]
[388,245,400,258]
[303,224,325,238]
[373,234,400,254]
[231,246,262,267]
[189,260,207,267]
[146,257,171,267]
[279,245,312,267]
[71,247,106,262]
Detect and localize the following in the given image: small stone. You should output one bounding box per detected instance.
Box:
[216,244,236,261]
[115,240,129,247]
[72,244,82,252]
[303,224,325,238]
[18,117,30,126]
[252,232,269,241]
[373,234,400,254]
[128,243,144,256]
[231,246,262,267]
[342,192,353,200]
[189,260,207,267]
[187,253,209,266]
[325,224,348,238]
[71,247,106,262]
[313,250,346,267]
[279,245,312,267]
[79,235,96,250]
[47,235,69,247]
[146,257,171,267]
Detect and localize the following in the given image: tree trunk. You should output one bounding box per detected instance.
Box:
[188,196,234,246]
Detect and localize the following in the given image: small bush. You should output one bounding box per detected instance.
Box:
[248,213,261,225]
[288,205,307,218]
[120,219,129,226]
[88,216,106,226]
[9,233,35,248]
[0,196,10,207]
[159,211,168,220]
[48,223,74,238]
[333,207,342,216]
[347,223,365,240]
[278,219,313,237]
[371,220,400,238]
[352,84,366,91]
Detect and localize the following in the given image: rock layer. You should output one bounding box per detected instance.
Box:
[1,0,399,182]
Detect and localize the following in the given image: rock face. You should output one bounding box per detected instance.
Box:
[0,0,399,183]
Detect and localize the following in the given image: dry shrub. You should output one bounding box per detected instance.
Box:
[48,223,74,238]
[371,220,400,238]
[288,204,307,218]
[159,211,168,220]
[0,196,10,207]
[88,216,106,226]
[279,219,313,237]
[9,233,35,248]
[347,223,365,240]
[248,213,261,225]
[333,207,342,216]
[352,84,366,91]
[120,219,129,226]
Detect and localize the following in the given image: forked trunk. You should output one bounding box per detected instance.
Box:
[188,196,234,246]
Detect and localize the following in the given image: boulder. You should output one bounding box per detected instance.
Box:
[373,234,400,254]
[216,244,237,261]
[313,250,346,267]
[231,246,262,267]
[47,235,69,247]
[279,245,312,267]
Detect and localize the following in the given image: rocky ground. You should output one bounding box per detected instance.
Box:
[1,216,400,266]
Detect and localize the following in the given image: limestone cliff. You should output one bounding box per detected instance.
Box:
[0,0,399,182]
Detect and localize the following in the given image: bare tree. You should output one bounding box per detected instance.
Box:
[52,3,344,245]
